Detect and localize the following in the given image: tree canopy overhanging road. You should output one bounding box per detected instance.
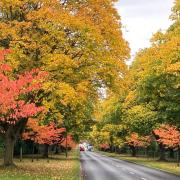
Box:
[81,152,180,180]
[0,2,179,179]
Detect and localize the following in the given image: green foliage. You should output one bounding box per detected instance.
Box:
[90,1,180,149]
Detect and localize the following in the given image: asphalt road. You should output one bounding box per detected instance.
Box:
[80,151,180,180]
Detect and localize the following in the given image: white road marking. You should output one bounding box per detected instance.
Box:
[129,172,135,174]
[141,178,147,180]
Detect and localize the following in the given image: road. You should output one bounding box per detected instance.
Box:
[80,151,180,180]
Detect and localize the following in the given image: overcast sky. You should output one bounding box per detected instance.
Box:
[115,0,174,63]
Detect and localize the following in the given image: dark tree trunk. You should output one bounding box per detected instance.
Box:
[159,143,166,161]
[3,119,27,166]
[152,131,166,161]
[169,148,174,158]
[130,146,136,157]
[177,148,180,167]
[4,133,15,166]
[20,145,23,162]
[36,144,39,161]
[55,145,59,154]
[43,144,49,158]
[32,142,35,162]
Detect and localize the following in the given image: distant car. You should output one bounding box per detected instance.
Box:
[80,146,85,151]
[87,145,93,151]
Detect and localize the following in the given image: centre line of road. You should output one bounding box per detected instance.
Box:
[141,178,147,180]
[129,172,135,174]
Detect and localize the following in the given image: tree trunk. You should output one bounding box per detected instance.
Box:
[159,143,166,161]
[177,148,180,167]
[169,148,174,159]
[65,134,67,158]
[20,145,23,162]
[36,144,39,161]
[32,142,35,162]
[3,119,27,166]
[4,129,16,166]
[43,144,49,158]
[55,145,59,154]
[130,146,136,157]
[152,131,166,161]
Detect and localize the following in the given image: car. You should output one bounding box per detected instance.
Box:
[87,145,93,151]
[80,146,85,151]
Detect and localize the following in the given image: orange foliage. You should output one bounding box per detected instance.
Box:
[99,144,110,151]
[0,49,46,133]
[126,133,151,148]
[22,119,76,147]
[153,124,180,148]
[61,135,76,149]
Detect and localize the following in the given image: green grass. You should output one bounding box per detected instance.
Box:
[98,151,180,175]
[0,150,80,180]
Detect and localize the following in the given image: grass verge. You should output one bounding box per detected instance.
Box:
[0,150,80,180]
[98,151,180,175]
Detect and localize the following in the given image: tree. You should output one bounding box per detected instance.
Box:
[120,0,180,160]
[126,133,151,157]
[0,0,129,141]
[89,126,110,147]
[89,91,127,150]
[101,124,124,151]
[99,144,110,151]
[61,134,76,150]
[153,124,180,161]
[153,124,180,149]
[0,49,46,166]
[23,118,66,158]
[122,104,158,136]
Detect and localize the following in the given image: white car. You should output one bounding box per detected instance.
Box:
[87,145,93,151]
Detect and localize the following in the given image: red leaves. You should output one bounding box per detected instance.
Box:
[126,133,151,148]
[61,135,76,149]
[23,119,76,148]
[23,119,66,146]
[0,49,12,61]
[0,49,46,125]
[37,123,65,145]
[0,49,12,72]
[154,124,180,148]
[0,64,12,72]
[126,124,180,149]
[126,133,141,147]
[99,144,110,150]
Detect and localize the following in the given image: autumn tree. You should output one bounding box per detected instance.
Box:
[99,144,110,151]
[0,0,129,140]
[61,134,76,150]
[0,49,45,166]
[121,0,180,160]
[153,124,180,161]
[126,133,151,157]
[153,124,180,149]
[23,119,66,158]
[89,125,110,148]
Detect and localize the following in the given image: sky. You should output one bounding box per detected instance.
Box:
[115,0,174,64]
